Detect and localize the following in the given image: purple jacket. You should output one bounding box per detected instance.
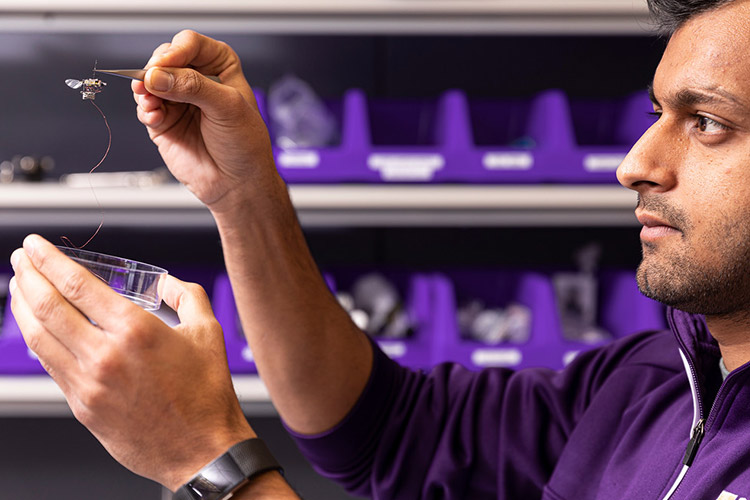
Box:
[289,308,750,499]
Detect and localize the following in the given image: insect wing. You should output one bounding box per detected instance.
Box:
[65,79,83,89]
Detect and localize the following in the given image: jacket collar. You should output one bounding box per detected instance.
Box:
[667,307,723,420]
[667,308,720,363]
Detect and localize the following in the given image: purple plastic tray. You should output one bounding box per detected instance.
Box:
[432,270,563,370]
[564,92,655,183]
[261,87,654,185]
[557,270,665,366]
[326,270,436,370]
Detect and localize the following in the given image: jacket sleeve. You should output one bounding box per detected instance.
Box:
[285,332,661,499]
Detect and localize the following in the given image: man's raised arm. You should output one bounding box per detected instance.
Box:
[133,30,373,435]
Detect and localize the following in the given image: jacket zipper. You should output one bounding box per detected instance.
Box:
[663,309,750,499]
[660,350,705,500]
[682,418,705,467]
[660,418,705,500]
[663,345,744,499]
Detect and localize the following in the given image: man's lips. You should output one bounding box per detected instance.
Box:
[637,212,682,241]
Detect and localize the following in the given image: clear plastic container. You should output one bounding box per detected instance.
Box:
[56,246,167,311]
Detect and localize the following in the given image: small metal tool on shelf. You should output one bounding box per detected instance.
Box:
[0,155,55,183]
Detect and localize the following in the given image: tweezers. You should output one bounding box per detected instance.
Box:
[95,69,221,83]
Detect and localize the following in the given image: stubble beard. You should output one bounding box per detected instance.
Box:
[637,222,750,318]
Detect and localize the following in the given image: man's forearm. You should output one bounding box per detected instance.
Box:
[211,176,373,435]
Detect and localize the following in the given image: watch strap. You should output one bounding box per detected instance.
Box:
[228,437,280,478]
[174,438,282,500]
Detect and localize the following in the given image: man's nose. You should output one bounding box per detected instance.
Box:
[616,117,677,194]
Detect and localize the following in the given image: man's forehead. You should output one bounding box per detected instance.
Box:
[653,1,750,106]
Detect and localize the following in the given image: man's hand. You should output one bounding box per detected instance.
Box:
[132,30,279,213]
[9,235,253,491]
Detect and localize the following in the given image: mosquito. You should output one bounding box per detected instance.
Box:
[65,61,107,100]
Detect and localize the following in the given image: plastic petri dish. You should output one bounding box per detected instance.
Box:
[55,246,168,311]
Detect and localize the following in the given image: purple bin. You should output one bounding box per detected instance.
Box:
[268,89,475,184]
[557,270,666,366]
[265,89,372,184]
[432,270,563,371]
[213,273,258,374]
[463,89,573,184]
[365,92,467,184]
[562,91,655,183]
[326,270,436,369]
[0,295,46,374]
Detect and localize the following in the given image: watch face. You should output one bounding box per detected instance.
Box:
[185,453,244,500]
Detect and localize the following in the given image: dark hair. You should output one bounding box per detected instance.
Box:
[647,0,735,34]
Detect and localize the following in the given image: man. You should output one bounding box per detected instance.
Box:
[8,0,750,498]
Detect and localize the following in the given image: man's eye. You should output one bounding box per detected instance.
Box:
[697,115,727,133]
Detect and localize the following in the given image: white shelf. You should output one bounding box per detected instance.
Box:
[0,0,651,15]
[0,1,654,35]
[0,184,203,209]
[0,183,638,227]
[0,375,275,417]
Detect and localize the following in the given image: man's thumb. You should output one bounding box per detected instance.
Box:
[147,68,174,92]
[145,66,223,109]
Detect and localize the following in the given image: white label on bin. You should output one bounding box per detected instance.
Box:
[583,153,627,172]
[378,341,407,359]
[367,153,445,181]
[483,152,533,171]
[241,345,255,362]
[471,348,522,367]
[277,150,321,169]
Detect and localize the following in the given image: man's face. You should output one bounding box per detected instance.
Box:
[617,0,750,317]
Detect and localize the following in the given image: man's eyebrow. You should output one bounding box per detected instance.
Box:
[647,80,748,111]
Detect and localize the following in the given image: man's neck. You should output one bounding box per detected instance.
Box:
[705,314,750,371]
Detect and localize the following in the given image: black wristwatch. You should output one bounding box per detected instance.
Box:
[174,438,283,500]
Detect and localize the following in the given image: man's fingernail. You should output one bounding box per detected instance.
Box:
[10,248,21,270]
[8,276,16,293]
[150,69,173,92]
[23,235,39,259]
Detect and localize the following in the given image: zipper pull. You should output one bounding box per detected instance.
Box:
[682,419,705,466]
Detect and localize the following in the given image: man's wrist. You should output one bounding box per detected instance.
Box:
[174,438,283,500]
[207,170,288,222]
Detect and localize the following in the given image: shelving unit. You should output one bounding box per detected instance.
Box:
[0,375,273,417]
[0,4,662,498]
[0,184,638,227]
[0,0,652,13]
[0,1,656,421]
[0,1,652,35]
[0,183,642,419]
